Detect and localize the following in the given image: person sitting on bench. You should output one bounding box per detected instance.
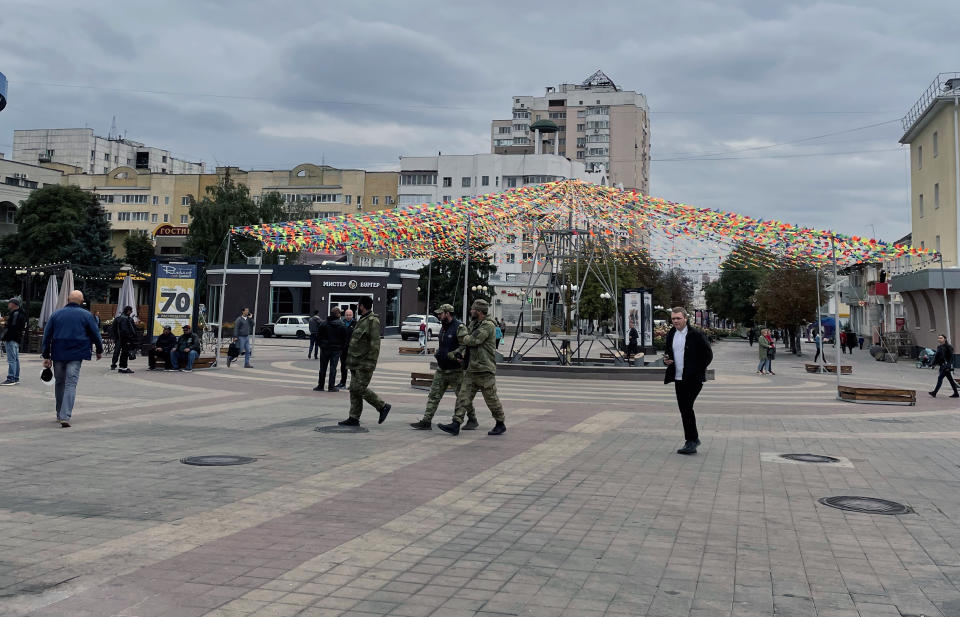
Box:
[148,325,177,370]
[170,324,202,371]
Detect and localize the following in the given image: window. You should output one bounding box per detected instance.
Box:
[577,151,585,159]
[372,196,379,205]
[113,155,118,163]
[105,153,110,161]
[586,134,610,143]
[481,175,489,186]
[921,240,925,250]
[935,183,940,208]
[559,138,566,146]
[513,137,529,145]
[105,212,112,221]
[576,138,586,147]
[442,177,452,187]
[505,177,519,188]
[548,112,566,119]
[356,196,361,206]
[937,235,941,253]
[495,176,499,187]
[576,124,586,131]
[918,145,923,169]
[163,214,169,222]
[512,124,528,132]
[117,212,131,221]
[442,195,451,203]
[162,155,168,163]
[919,193,924,218]
[522,252,534,261]
[505,234,517,243]
[385,196,393,205]
[399,173,437,185]
[345,195,352,204]
[462,177,471,187]
[120,194,148,204]
[512,110,530,119]
[152,195,158,205]
[505,253,516,264]
[130,211,149,221]
[181,196,190,205]
[587,120,610,129]
[96,194,115,203]
[498,126,511,134]
[180,215,188,224]
[934,132,939,157]
[90,150,95,159]
[103,167,109,173]
[164,196,170,205]
[151,213,158,222]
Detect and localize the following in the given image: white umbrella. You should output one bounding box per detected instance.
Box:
[38,275,59,328]
[116,274,137,320]
[55,269,74,309]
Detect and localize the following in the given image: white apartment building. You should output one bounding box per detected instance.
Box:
[491,70,650,193]
[13,128,204,175]
[0,155,64,236]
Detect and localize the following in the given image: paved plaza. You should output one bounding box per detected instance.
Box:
[2,336,960,617]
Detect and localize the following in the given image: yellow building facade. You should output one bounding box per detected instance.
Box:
[63,165,399,257]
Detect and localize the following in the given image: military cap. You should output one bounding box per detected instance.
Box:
[434,303,455,314]
[470,299,490,313]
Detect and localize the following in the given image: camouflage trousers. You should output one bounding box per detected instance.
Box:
[422,369,475,422]
[349,368,385,420]
[452,372,505,424]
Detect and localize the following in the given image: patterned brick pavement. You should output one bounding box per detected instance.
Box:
[2,337,960,616]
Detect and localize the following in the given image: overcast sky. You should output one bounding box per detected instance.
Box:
[1,0,958,243]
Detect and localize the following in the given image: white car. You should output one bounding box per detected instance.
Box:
[401,314,440,341]
[270,315,311,338]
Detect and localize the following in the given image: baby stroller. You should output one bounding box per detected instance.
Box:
[917,347,936,368]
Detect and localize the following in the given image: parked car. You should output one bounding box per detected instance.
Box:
[261,315,310,338]
[400,314,441,341]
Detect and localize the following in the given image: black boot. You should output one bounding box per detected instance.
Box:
[338,417,360,426]
[438,421,461,436]
[677,441,698,455]
[487,421,506,436]
[462,418,480,430]
[410,419,432,430]
[378,403,391,424]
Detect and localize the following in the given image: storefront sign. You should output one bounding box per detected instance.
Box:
[320,279,381,288]
[153,224,189,237]
[152,263,197,336]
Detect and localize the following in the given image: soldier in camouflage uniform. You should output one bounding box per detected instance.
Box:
[438,299,506,436]
[410,303,477,430]
[338,296,391,426]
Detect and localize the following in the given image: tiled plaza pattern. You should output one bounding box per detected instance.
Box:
[2,337,960,617]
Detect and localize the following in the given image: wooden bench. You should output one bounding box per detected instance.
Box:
[410,371,433,387]
[838,385,916,405]
[824,364,853,374]
[399,347,436,355]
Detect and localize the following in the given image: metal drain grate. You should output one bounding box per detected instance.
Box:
[818,496,913,515]
[180,455,257,466]
[315,425,369,434]
[781,453,840,464]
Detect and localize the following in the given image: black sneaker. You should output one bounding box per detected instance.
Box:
[378,403,391,424]
[438,421,460,436]
[677,441,698,455]
[328,387,340,392]
[0,378,17,386]
[462,418,480,430]
[487,421,506,436]
[60,421,71,428]
[110,365,117,371]
[952,393,960,398]
[313,386,324,392]
[410,420,432,430]
[929,391,937,398]
[118,368,134,374]
[335,382,346,388]
[338,417,360,426]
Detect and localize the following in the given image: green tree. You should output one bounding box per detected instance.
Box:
[123,234,156,272]
[66,197,121,302]
[657,267,694,308]
[704,244,771,325]
[755,268,823,329]
[563,253,639,322]
[417,248,497,317]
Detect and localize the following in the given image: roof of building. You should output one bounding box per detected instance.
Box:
[529,119,559,132]
[900,73,960,143]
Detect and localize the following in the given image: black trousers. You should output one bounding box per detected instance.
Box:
[116,339,131,369]
[814,347,822,362]
[319,349,340,389]
[674,379,702,442]
[933,365,959,395]
[339,349,348,384]
[148,348,170,369]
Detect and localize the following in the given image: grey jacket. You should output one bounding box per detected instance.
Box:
[234,315,254,337]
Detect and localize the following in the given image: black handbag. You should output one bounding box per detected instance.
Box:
[767,346,776,359]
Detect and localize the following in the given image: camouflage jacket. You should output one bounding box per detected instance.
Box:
[462,316,497,374]
[346,311,381,370]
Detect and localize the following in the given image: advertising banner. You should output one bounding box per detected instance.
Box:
[152,263,197,336]
[642,291,653,347]
[623,290,642,346]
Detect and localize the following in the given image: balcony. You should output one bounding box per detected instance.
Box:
[902,72,960,132]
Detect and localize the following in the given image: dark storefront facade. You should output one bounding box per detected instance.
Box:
[206,264,420,335]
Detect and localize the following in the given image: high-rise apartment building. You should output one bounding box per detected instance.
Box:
[13,128,204,175]
[490,70,650,193]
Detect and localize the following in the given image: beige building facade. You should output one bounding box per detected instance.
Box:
[490,70,650,194]
[0,155,64,237]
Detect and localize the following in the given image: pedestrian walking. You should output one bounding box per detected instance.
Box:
[314,307,347,392]
[418,319,427,348]
[747,327,756,347]
[839,331,847,354]
[438,299,506,436]
[410,303,478,430]
[813,330,823,363]
[339,297,391,426]
[2,297,26,386]
[231,307,254,368]
[662,307,713,455]
[40,290,104,427]
[307,310,322,360]
[111,306,138,374]
[757,328,775,374]
[928,334,960,398]
[494,321,503,349]
[336,309,354,388]
[627,326,639,364]
[148,325,177,370]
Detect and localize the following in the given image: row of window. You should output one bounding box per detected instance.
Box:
[96,194,190,206]
[281,193,343,203]
[400,173,438,185]
[917,183,942,218]
[917,130,940,169]
[104,211,190,224]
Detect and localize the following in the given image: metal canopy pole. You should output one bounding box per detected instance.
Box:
[831,236,841,394]
[215,232,231,368]
[462,216,471,323]
[815,268,824,367]
[250,249,263,356]
[940,254,952,343]
[425,257,432,318]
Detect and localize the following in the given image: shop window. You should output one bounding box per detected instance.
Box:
[386,289,400,327]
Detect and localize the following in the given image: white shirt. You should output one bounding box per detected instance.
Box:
[672,326,687,380]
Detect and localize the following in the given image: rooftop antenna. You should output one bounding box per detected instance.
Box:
[108,115,118,140]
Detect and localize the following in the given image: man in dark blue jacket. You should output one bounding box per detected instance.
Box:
[313,307,348,392]
[2,297,27,385]
[41,290,104,427]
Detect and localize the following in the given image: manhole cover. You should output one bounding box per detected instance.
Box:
[781,453,840,463]
[818,496,913,515]
[315,425,369,434]
[180,455,257,466]
[868,418,912,424]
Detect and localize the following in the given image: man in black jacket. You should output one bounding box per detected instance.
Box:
[148,326,177,370]
[112,306,138,374]
[335,308,354,388]
[314,307,348,392]
[663,307,713,455]
[2,297,27,385]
